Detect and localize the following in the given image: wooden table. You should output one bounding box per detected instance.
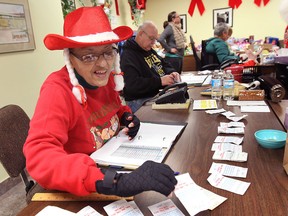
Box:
[17,87,288,216]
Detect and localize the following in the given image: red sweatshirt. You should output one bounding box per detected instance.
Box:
[23,67,131,196]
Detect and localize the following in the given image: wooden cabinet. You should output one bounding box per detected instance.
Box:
[182,54,196,72]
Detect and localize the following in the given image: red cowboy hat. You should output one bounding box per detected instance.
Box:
[44,6,133,50]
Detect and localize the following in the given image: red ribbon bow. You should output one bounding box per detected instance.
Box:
[188,0,205,17]
[254,0,270,7]
[229,0,242,9]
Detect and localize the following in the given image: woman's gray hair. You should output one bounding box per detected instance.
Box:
[214,22,230,37]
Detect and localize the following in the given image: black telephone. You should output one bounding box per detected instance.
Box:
[155,82,189,104]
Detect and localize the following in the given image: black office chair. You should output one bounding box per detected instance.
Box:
[201,39,238,70]
[0,105,36,202]
[190,35,219,71]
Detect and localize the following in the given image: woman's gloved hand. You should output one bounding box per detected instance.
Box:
[96,161,177,197]
[120,112,140,140]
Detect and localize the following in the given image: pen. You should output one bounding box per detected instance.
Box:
[174,171,180,176]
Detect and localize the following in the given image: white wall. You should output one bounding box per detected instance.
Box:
[145,0,286,46]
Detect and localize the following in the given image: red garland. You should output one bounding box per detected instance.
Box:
[136,0,146,9]
[115,0,120,15]
[188,0,205,17]
[254,0,270,7]
[229,0,242,9]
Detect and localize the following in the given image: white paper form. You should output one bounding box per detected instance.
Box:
[207,173,251,195]
[214,136,244,145]
[212,151,248,162]
[211,143,243,152]
[174,173,227,216]
[241,105,270,112]
[227,100,266,106]
[148,199,184,216]
[209,162,248,178]
[103,199,143,216]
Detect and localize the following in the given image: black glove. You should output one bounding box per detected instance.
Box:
[120,112,140,139]
[96,161,177,197]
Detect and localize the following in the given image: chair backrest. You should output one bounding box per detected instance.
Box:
[0,104,30,178]
[190,35,201,71]
[201,39,220,67]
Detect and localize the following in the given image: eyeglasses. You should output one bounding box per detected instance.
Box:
[70,48,117,65]
[142,30,157,42]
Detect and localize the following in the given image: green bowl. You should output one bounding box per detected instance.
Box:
[254,129,287,149]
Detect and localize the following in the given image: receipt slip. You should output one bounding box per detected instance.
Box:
[220,122,245,128]
[104,200,143,216]
[211,143,243,152]
[209,162,248,178]
[226,114,248,122]
[221,111,235,117]
[174,173,227,215]
[218,127,245,134]
[214,136,244,145]
[207,173,251,195]
[213,151,248,162]
[206,108,226,114]
[148,199,185,216]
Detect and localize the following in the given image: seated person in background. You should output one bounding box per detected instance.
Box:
[205,22,240,64]
[120,21,180,113]
[206,22,257,67]
[24,7,177,200]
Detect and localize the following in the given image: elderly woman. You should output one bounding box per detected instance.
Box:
[205,22,240,64]
[24,6,177,199]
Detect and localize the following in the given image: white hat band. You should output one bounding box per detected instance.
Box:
[67,31,119,43]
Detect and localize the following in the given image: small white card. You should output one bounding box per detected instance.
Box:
[148,199,184,216]
[226,114,248,122]
[214,136,244,145]
[193,100,218,110]
[208,162,248,178]
[207,173,251,195]
[211,142,243,152]
[212,151,248,162]
[218,127,245,134]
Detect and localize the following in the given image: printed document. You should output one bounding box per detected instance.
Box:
[104,199,143,216]
[90,122,185,169]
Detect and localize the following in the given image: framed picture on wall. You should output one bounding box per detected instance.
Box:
[179,14,187,33]
[0,0,35,54]
[213,7,233,28]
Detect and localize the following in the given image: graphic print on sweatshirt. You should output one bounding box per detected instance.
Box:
[144,53,165,76]
[90,114,120,149]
